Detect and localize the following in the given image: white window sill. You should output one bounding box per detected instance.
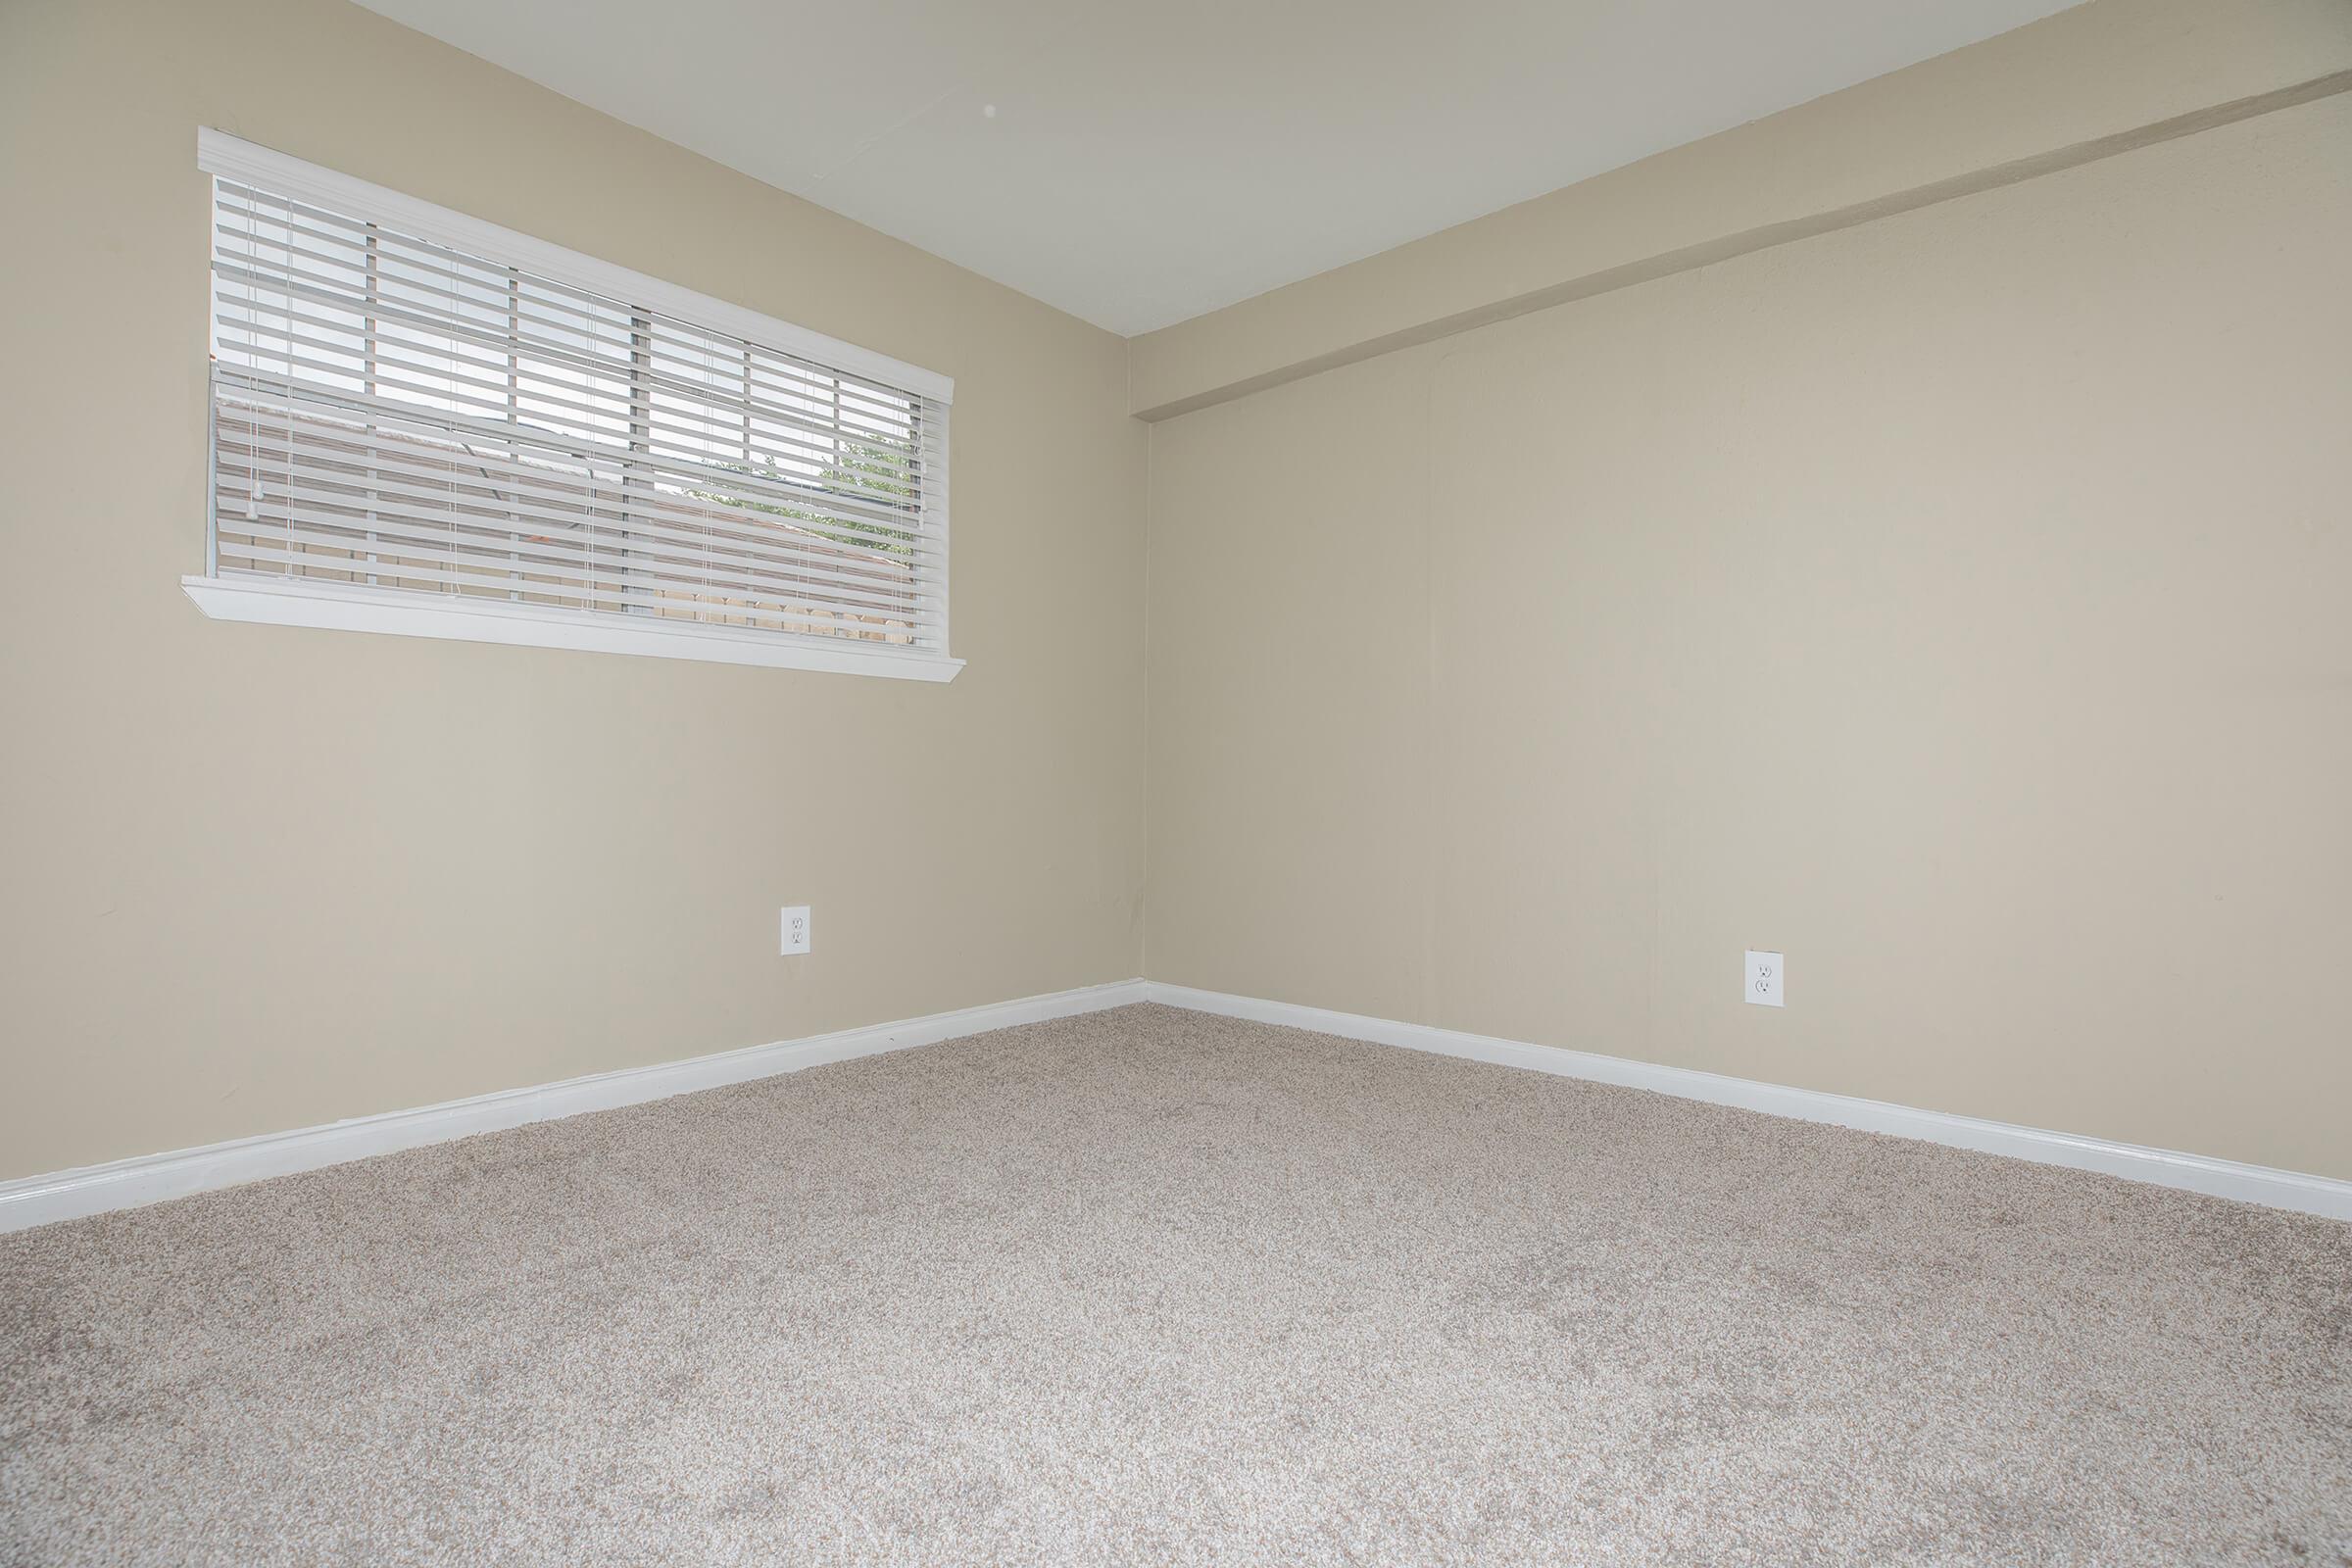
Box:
[181,576,964,683]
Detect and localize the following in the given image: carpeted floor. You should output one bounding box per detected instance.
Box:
[2,1004,2346,1566]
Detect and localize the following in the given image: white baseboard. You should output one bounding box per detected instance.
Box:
[14,977,2343,1233]
[1143,982,2352,1223]
[0,979,1147,1235]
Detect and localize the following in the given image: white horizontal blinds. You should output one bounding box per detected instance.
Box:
[208,177,948,650]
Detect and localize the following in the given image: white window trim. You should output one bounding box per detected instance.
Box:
[185,129,961,684]
[180,575,965,681]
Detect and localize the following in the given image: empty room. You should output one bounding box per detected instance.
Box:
[2,0,2347,1560]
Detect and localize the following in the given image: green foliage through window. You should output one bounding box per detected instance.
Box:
[688,442,917,560]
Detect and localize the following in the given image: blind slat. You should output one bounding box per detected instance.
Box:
[217,537,925,639]
[214,257,930,466]
[219,179,926,412]
[211,485,931,618]
[213,328,934,509]
[215,370,938,547]
[209,170,950,656]
[215,536,925,641]
[211,439,943,593]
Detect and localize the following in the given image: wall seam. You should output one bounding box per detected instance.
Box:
[1133,68,2352,423]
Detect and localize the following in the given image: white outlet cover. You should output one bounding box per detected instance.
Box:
[780,906,811,956]
[1745,950,1784,1007]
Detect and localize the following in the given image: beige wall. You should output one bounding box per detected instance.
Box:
[1146,92,2352,1180]
[5,0,2345,1190]
[0,0,1147,1180]
[1128,0,2352,419]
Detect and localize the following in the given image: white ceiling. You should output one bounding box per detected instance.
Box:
[353,0,2080,336]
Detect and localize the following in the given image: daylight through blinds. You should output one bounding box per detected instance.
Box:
[207,173,949,652]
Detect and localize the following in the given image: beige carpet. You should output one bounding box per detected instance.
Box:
[2,1004,2346,1566]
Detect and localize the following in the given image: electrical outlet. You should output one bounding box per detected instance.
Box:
[780,906,810,956]
[1744,950,1784,1007]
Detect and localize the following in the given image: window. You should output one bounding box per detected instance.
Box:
[185,131,959,681]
